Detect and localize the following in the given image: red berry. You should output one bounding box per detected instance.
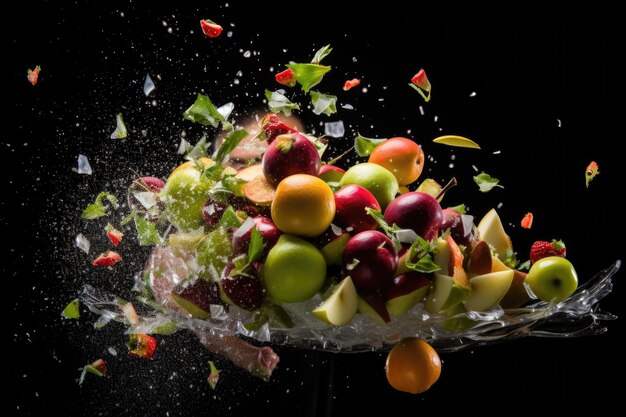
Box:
[200,19,223,38]
[343,78,361,91]
[260,114,297,143]
[128,334,157,359]
[530,240,566,264]
[275,68,296,87]
[92,251,122,267]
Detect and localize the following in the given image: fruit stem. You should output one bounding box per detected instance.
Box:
[435,177,457,201]
[326,146,355,165]
[128,168,154,192]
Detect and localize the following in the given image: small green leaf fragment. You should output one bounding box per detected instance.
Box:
[310,90,337,116]
[311,44,332,64]
[218,206,242,228]
[82,192,119,220]
[285,63,331,93]
[134,215,163,246]
[473,172,502,193]
[61,298,80,319]
[110,113,128,139]
[354,134,387,157]
[208,361,220,390]
[247,227,266,264]
[183,94,225,127]
[185,135,210,162]
[449,204,467,214]
[265,89,300,116]
[214,129,249,164]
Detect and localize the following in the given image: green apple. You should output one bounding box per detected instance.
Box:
[463,270,514,311]
[196,228,233,281]
[263,234,326,303]
[339,163,399,208]
[162,166,214,231]
[425,273,471,314]
[525,257,578,303]
[312,276,358,325]
[476,209,512,260]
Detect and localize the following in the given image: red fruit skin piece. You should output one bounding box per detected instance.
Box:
[411,69,431,91]
[135,176,165,192]
[521,212,534,229]
[342,230,398,290]
[27,66,41,86]
[334,185,381,234]
[275,68,296,87]
[200,19,223,38]
[382,271,431,302]
[530,240,566,264]
[92,251,122,267]
[128,334,157,359]
[261,114,297,144]
[343,78,361,91]
[262,133,321,187]
[90,359,108,375]
[106,225,124,246]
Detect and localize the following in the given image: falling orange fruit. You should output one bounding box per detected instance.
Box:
[385,337,442,394]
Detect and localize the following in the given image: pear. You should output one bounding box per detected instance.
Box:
[464,270,514,311]
[477,209,512,260]
[312,276,358,325]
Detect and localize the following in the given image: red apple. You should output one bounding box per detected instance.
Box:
[440,208,478,247]
[261,113,297,144]
[171,279,222,319]
[221,261,264,311]
[262,133,321,187]
[202,199,228,226]
[382,272,431,316]
[319,164,345,183]
[384,192,443,241]
[342,230,397,290]
[334,185,381,234]
[232,216,281,259]
[357,290,391,324]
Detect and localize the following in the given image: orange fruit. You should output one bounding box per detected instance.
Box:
[172,157,213,174]
[369,137,425,186]
[385,337,442,394]
[271,174,335,237]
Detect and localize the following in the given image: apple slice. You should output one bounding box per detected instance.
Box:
[489,256,530,308]
[312,276,358,325]
[476,209,512,260]
[463,270,514,312]
[235,164,264,182]
[320,232,351,266]
[490,255,509,272]
[171,279,221,319]
[358,290,391,324]
[424,270,471,314]
[383,272,430,316]
[468,240,492,276]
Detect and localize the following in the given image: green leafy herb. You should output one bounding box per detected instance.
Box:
[311,44,332,64]
[517,260,531,271]
[354,134,387,157]
[310,90,337,116]
[265,89,300,116]
[110,113,128,139]
[449,204,467,214]
[121,210,137,226]
[202,164,224,181]
[214,129,249,164]
[473,172,502,193]
[221,175,246,197]
[61,298,80,319]
[185,135,210,161]
[502,248,519,269]
[183,94,226,128]
[218,206,242,228]
[134,215,163,246]
[82,192,119,220]
[285,63,331,93]
[404,236,442,273]
[247,228,266,264]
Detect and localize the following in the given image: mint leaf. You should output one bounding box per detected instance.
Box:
[518,260,531,271]
[185,135,210,161]
[449,204,467,214]
[354,134,387,157]
[473,172,502,193]
[285,63,331,93]
[183,94,225,128]
[134,215,163,246]
[110,113,128,139]
[207,361,220,390]
[61,298,80,319]
[310,91,337,116]
[202,164,224,182]
[265,89,300,116]
[82,192,119,220]
[311,44,332,64]
[404,236,442,273]
[214,129,249,164]
[218,206,242,228]
[247,227,266,264]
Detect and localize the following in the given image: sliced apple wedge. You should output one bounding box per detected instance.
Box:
[358,291,391,324]
[468,241,492,276]
[491,255,509,272]
[383,272,430,316]
[312,276,358,325]
[464,270,514,312]
[433,239,451,275]
[489,256,530,308]
[425,269,471,314]
[477,209,512,260]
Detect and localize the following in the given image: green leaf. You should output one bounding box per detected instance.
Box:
[517,260,531,271]
[310,90,337,116]
[183,94,225,128]
[214,129,249,164]
[218,206,242,228]
[285,63,331,93]
[134,216,163,246]
[121,211,137,226]
[354,134,387,157]
[81,192,119,220]
[185,135,210,161]
[83,364,104,377]
[110,113,128,139]
[473,172,502,193]
[404,236,442,273]
[247,227,266,264]
[61,299,80,319]
[408,83,431,102]
[311,44,332,64]
[449,204,467,214]
[502,248,519,269]
[202,164,224,182]
[221,175,246,197]
[265,89,300,116]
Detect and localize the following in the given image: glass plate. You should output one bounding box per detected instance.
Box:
[80,259,620,353]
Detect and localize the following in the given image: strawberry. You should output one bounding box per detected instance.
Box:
[105,224,124,246]
[128,334,157,359]
[260,113,297,143]
[200,19,223,38]
[530,240,566,264]
[343,78,361,91]
[27,65,41,86]
[411,69,431,91]
[275,68,296,87]
[520,212,533,229]
[92,251,121,267]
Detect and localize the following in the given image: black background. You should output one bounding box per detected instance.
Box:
[4,3,624,415]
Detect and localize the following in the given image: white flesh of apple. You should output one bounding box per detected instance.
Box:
[477,209,512,259]
[433,239,451,274]
[424,274,454,314]
[464,270,514,312]
[312,276,358,325]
